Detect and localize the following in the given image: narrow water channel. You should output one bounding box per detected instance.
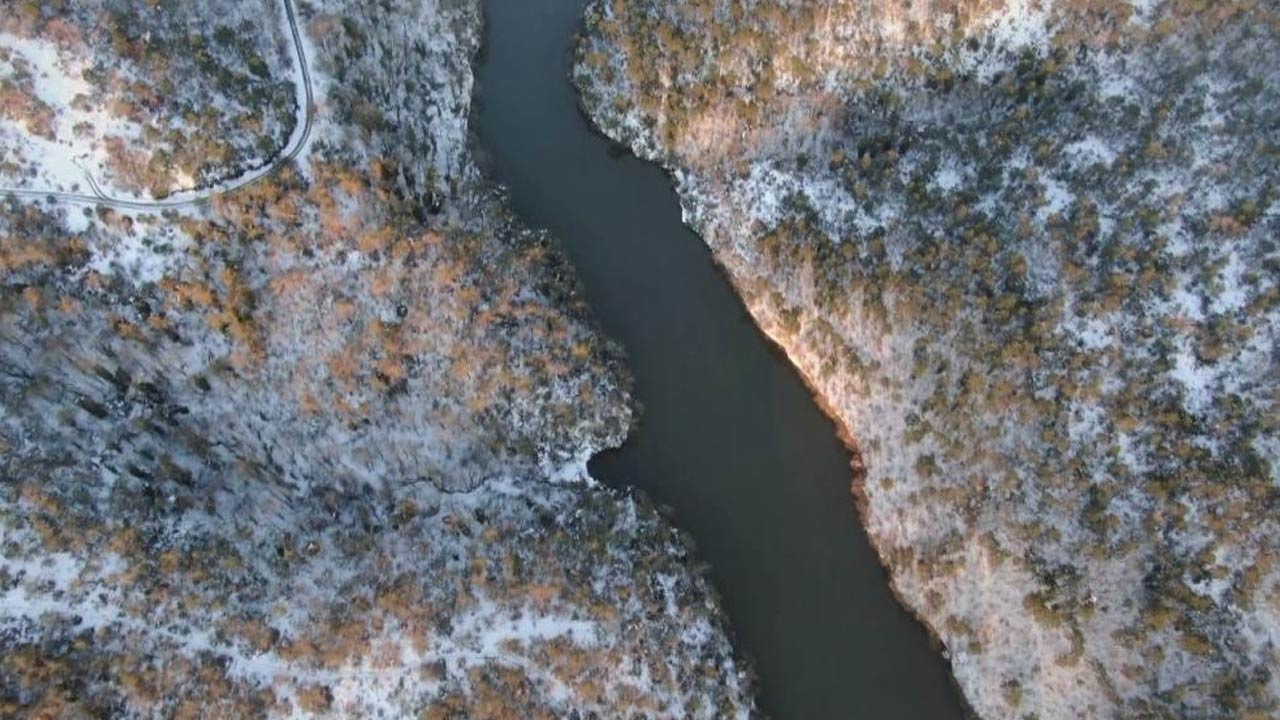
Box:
[472,2,969,717]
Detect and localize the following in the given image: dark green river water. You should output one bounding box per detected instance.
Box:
[472,2,969,717]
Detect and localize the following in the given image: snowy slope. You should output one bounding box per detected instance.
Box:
[0,0,756,717]
[576,0,1279,717]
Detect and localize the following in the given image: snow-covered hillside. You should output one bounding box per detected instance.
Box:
[577,0,1279,717]
[0,0,756,717]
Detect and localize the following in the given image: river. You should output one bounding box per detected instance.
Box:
[472,2,968,717]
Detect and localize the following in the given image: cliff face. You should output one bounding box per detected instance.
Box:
[0,1,755,717]
[576,1,1280,717]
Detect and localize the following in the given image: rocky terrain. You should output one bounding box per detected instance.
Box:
[0,0,755,717]
[577,0,1279,718]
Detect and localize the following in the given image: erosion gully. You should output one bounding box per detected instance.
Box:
[472,1,968,717]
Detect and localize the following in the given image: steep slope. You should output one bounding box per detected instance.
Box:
[576,1,1279,717]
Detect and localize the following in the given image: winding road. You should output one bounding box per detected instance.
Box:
[0,0,313,212]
